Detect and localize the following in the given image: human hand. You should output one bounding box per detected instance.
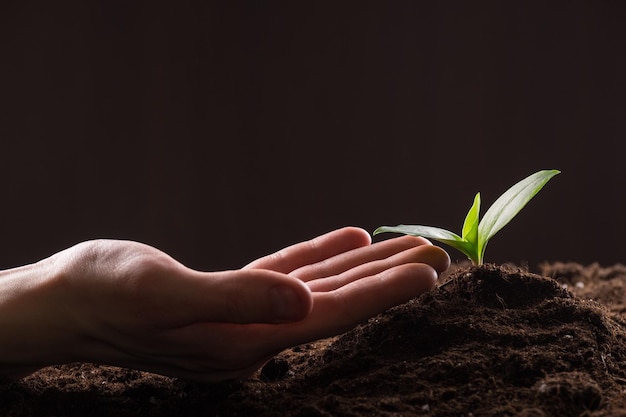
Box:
[0,227,449,382]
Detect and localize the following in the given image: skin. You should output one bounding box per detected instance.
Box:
[0,227,449,382]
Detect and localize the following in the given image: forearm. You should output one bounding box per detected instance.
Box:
[0,259,77,378]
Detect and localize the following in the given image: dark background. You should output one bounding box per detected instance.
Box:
[1,1,624,271]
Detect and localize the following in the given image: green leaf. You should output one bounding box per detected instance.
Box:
[373,225,477,263]
[373,169,560,265]
[461,192,480,244]
[476,169,560,263]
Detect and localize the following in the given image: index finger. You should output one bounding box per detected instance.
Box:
[243,227,371,273]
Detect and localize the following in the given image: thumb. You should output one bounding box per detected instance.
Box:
[171,269,314,325]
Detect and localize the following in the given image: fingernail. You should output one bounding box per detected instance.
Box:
[270,285,304,322]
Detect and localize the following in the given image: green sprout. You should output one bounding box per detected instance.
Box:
[374,169,560,265]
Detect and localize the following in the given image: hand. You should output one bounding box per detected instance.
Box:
[0,227,449,382]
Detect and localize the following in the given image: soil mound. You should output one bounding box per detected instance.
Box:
[3,263,626,416]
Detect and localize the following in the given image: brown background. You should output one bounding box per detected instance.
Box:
[1,1,624,271]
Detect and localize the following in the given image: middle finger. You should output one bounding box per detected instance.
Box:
[290,235,432,282]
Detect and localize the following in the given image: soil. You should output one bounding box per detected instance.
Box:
[4,262,626,417]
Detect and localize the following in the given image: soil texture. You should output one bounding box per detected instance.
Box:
[3,262,626,416]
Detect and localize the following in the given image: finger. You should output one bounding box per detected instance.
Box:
[243,227,371,273]
[290,235,433,282]
[257,263,439,350]
[154,269,314,327]
[315,263,438,333]
[307,244,450,292]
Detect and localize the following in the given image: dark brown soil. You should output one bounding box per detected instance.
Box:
[4,262,626,417]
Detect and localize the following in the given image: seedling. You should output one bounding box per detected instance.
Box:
[374,169,560,265]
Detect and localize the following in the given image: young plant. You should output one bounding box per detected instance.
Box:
[374,169,560,265]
